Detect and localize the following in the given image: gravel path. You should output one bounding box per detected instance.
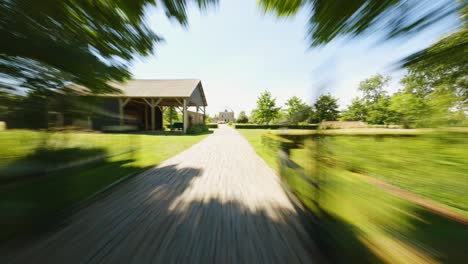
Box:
[2,125,317,264]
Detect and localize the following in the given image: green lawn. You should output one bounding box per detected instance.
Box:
[0,130,209,241]
[239,128,468,263]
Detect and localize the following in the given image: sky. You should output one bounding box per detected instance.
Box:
[131,0,458,116]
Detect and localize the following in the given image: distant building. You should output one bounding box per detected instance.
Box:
[218,110,235,123]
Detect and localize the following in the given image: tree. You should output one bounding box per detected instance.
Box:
[236,111,249,123]
[285,96,311,124]
[253,91,280,124]
[0,0,218,94]
[312,94,339,122]
[389,64,466,128]
[341,74,396,124]
[258,0,460,48]
[164,106,179,125]
[341,98,367,121]
[359,74,390,104]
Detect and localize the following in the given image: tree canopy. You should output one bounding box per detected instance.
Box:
[259,0,462,46]
[285,96,311,124]
[253,91,281,124]
[0,0,218,93]
[236,111,249,123]
[312,94,339,122]
[259,0,465,71]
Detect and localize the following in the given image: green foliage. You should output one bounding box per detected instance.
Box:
[186,123,209,134]
[236,111,249,123]
[253,91,281,124]
[242,129,468,263]
[206,123,218,129]
[234,124,318,130]
[342,74,397,125]
[258,0,460,47]
[164,106,179,125]
[311,94,339,122]
[285,96,312,124]
[340,98,367,121]
[402,5,468,73]
[359,74,390,104]
[0,0,218,93]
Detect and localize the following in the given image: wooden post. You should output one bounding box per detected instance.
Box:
[144,104,148,131]
[119,98,124,126]
[151,98,155,131]
[183,99,188,133]
[203,106,206,124]
[169,107,173,131]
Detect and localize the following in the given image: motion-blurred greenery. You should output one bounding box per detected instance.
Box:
[240,128,468,263]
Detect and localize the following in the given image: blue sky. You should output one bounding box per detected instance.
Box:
[131,0,458,116]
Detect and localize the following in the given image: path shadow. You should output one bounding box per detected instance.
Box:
[0,164,320,264]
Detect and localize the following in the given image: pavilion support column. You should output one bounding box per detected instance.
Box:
[203,106,206,123]
[183,99,188,133]
[118,99,124,126]
[171,107,174,130]
[144,105,148,131]
[151,98,155,131]
[118,98,130,126]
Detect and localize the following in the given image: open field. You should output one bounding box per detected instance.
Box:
[0,130,209,241]
[239,128,468,263]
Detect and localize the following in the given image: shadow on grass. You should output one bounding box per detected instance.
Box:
[0,147,108,184]
[387,205,468,263]
[293,201,380,264]
[0,144,141,243]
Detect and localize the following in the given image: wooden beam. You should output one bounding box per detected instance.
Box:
[142,98,152,107]
[121,98,131,107]
[175,98,183,106]
[153,98,162,107]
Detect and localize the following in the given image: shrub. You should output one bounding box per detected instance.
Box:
[206,123,218,129]
[228,121,233,126]
[234,124,319,130]
[186,124,209,134]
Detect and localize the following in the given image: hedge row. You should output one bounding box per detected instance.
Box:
[206,123,218,129]
[234,124,319,130]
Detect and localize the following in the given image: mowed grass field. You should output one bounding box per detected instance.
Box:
[239,128,468,263]
[0,130,209,241]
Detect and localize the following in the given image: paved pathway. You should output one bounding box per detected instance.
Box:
[2,125,318,264]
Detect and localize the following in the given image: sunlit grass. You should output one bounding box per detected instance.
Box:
[0,130,208,241]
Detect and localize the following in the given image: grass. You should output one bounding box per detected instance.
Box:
[237,129,279,172]
[0,130,209,241]
[239,128,468,263]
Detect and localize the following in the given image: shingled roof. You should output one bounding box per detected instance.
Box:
[68,79,208,106]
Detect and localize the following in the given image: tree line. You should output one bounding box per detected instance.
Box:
[243,67,466,128]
